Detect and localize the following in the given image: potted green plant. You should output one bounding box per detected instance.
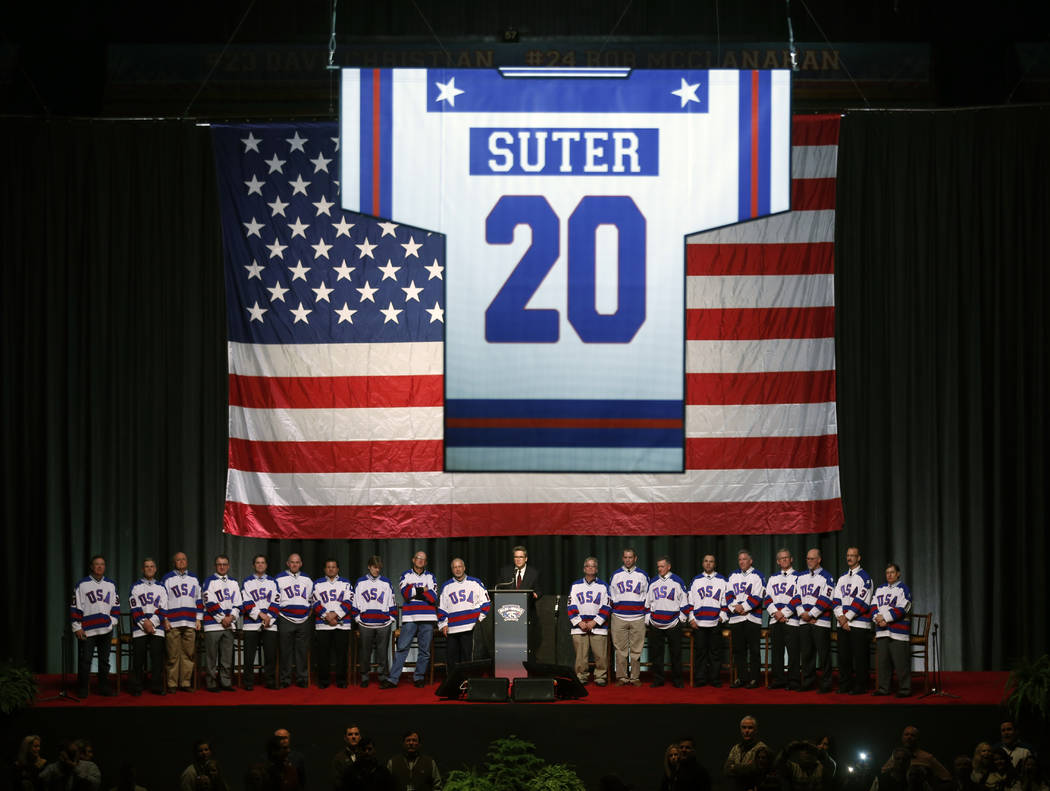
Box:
[0,661,38,715]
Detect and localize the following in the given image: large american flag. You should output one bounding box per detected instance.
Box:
[214,115,842,539]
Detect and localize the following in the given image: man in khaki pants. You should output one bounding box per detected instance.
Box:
[161,551,202,692]
[608,548,649,686]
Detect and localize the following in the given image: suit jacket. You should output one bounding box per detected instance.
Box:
[498,565,542,600]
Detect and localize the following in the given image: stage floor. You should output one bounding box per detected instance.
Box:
[32,670,1007,708]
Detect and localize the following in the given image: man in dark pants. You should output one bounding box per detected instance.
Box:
[387,730,442,791]
[687,554,727,687]
[275,552,313,688]
[644,557,688,687]
[726,550,765,688]
[241,554,278,690]
[796,548,834,693]
[71,555,120,697]
[128,557,167,695]
[498,545,542,659]
[833,546,874,694]
[764,548,800,689]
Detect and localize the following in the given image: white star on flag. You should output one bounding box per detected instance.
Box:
[287,260,310,281]
[286,131,308,152]
[332,259,355,281]
[246,301,268,322]
[313,195,334,216]
[310,152,332,173]
[267,196,289,217]
[245,175,264,195]
[290,302,312,323]
[244,260,264,279]
[266,239,288,259]
[267,281,289,302]
[241,132,261,153]
[378,259,401,281]
[426,301,444,323]
[312,281,334,302]
[356,238,377,259]
[287,217,309,238]
[311,237,333,259]
[289,174,311,196]
[265,153,286,174]
[435,77,465,107]
[671,78,701,108]
[380,301,403,324]
[332,217,355,237]
[401,236,422,258]
[424,259,444,280]
[334,302,357,324]
[356,281,378,303]
[402,281,423,302]
[377,221,399,237]
[243,217,264,237]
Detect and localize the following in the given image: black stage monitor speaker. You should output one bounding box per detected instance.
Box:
[466,677,509,702]
[522,660,589,699]
[435,659,494,699]
[512,677,555,702]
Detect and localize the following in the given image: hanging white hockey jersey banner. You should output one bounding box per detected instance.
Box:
[340,67,791,472]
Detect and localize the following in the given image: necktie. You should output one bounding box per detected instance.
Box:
[516,571,522,589]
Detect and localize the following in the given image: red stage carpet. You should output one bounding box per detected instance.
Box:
[32,671,1008,708]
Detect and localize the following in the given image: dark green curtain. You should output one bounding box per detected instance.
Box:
[835,106,1050,670]
[2,111,1046,673]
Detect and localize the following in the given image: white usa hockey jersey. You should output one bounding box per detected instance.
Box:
[340,68,791,473]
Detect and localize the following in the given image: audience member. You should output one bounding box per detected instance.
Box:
[993,723,1034,769]
[341,738,396,791]
[674,738,712,791]
[778,740,835,791]
[386,730,441,791]
[332,725,363,790]
[1018,756,1048,791]
[882,726,951,784]
[724,715,769,791]
[274,729,306,788]
[661,744,681,791]
[988,749,1020,791]
[38,741,80,791]
[13,734,47,789]
[951,756,979,791]
[180,741,228,791]
[72,740,100,790]
[973,744,996,789]
[262,734,302,791]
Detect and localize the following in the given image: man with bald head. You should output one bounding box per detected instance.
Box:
[276,553,313,688]
[437,558,490,679]
[273,728,306,787]
[724,715,769,791]
[881,726,951,783]
[795,547,834,693]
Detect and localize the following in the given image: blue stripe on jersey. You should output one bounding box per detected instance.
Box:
[426,69,710,114]
[281,604,310,618]
[166,606,199,621]
[358,69,393,218]
[81,613,112,630]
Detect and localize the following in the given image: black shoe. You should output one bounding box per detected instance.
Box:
[151,688,165,696]
[413,679,426,688]
[693,680,707,688]
[798,683,815,692]
[768,680,786,689]
[849,688,866,695]
[595,679,607,687]
[265,682,278,690]
[672,679,684,688]
[207,686,220,693]
[746,680,759,689]
[709,681,722,688]
[318,682,329,689]
[787,685,800,692]
[730,679,745,688]
[130,690,142,697]
[180,686,193,693]
[99,688,116,697]
[296,681,308,688]
[279,682,290,689]
[872,690,890,696]
[359,679,369,688]
[337,682,349,688]
[817,686,832,694]
[837,686,852,694]
[650,680,665,688]
[896,691,911,698]
[244,683,254,691]
[221,685,236,692]
[379,679,397,689]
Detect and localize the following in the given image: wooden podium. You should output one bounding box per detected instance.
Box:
[491,588,533,680]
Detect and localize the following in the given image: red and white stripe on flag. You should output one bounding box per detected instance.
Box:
[223,114,843,538]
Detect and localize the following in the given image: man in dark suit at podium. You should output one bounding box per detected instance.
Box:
[499,546,542,658]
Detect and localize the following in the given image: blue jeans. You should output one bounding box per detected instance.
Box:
[387,621,434,682]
